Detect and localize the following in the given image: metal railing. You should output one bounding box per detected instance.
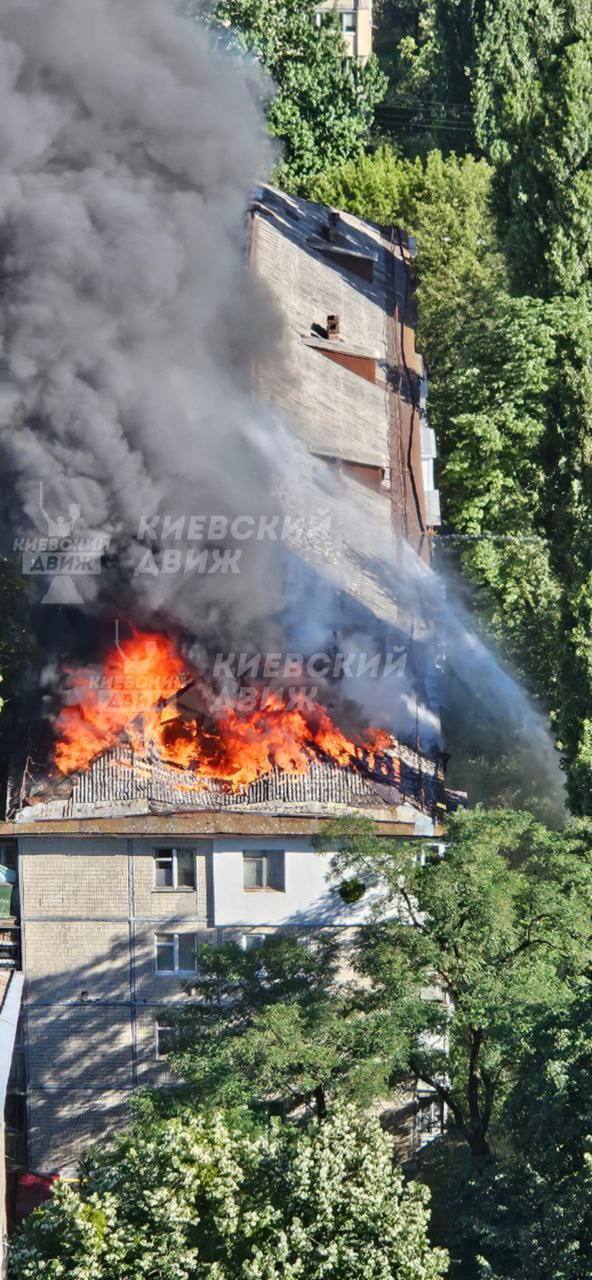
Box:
[0,925,20,971]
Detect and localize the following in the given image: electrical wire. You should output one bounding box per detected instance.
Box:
[374,116,474,133]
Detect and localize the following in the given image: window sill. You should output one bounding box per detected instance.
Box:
[152,887,195,893]
[243,887,285,894]
[155,971,198,978]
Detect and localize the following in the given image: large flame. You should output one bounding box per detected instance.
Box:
[53,631,392,789]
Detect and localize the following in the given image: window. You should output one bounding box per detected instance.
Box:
[313,9,322,25]
[155,1021,177,1058]
[341,11,356,32]
[416,842,446,867]
[241,932,267,952]
[416,1094,445,1138]
[243,851,285,892]
[155,932,198,975]
[154,847,195,890]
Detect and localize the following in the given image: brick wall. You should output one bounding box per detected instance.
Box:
[19,837,420,1171]
[19,837,211,1172]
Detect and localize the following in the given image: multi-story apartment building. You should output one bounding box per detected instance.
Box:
[314,0,373,60]
[6,755,445,1172]
[0,188,448,1179]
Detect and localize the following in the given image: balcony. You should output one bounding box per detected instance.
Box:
[0,881,20,971]
[0,923,20,972]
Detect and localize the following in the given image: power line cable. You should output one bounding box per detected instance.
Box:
[380,96,474,114]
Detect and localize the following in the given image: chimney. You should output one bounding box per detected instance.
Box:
[327,313,340,340]
[328,209,340,242]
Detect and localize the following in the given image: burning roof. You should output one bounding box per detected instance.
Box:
[15,739,440,824]
[10,629,444,825]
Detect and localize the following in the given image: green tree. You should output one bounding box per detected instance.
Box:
[537,296,592,813]
[201,0,386,192]
[426,984,592,1278]
[475,0,592,297]
[316,811,592,1159]
[165,932,411,1121]
[373,1,483,154]
[9,1106,448,1280]
[499,984,592,1277]
[167,812,592,1161]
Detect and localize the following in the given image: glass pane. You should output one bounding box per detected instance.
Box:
[155,856,173,887]
[155,937,175,972]
[267,851,285,891]
[244,856,264,888]
[178,934,197,972]
[177,850,195,888]
[156,1024,173,1057]
[242,933,266,952]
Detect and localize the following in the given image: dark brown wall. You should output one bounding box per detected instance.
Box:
[320,349,376,384]
[341,461,383,492]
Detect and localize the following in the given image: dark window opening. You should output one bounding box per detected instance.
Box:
[154,848,196,890]
[243,850,285,892]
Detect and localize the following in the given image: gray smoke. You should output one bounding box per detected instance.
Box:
[0,0,288,640]
[0,0,564,816]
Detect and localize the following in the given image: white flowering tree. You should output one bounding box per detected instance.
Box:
[10,1107,447,1280]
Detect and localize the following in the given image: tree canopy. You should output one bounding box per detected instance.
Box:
[165,812,592,1164]
[201,0,387,191]
[425,984,592,1278]
[316,811,592,1158]
[10,1106,447,1280]
[162,929,410,1122]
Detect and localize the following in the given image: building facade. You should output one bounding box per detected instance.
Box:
[0,189,449,1177]
[10,803,437,1172]
[314,0,373,60]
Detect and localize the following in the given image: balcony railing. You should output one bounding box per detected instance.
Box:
[0,924,20,971]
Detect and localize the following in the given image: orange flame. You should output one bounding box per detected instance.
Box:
[53,631,392,789]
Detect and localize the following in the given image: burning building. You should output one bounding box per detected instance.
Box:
[0,0,453,1184]
[0,185,451,1176]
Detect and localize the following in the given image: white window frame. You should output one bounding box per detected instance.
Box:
[241,932,267,952]
[153,847,196,891]
[416,842,447,867]
[243,850,286,893]
[154,932,198,976]
[340,11,356,32]
[155,1020,176,1059]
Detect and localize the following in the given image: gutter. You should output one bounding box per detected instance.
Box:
[0,973,23,1112]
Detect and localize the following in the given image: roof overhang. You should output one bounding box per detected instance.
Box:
[0,813,431,838]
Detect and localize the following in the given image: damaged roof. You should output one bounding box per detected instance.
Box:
[11,739,442,826]
[3,193,452,835]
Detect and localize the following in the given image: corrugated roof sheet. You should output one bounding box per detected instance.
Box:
[16,739,439,824]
